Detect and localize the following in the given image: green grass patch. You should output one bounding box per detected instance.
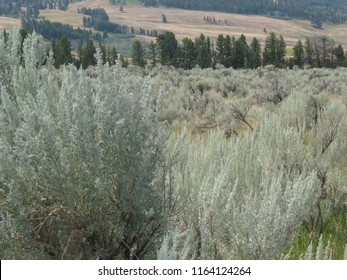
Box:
[289,208,347,259]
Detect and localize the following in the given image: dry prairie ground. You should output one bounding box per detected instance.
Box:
[65,0,347,47]
[39,10,87,27]
[0,16,21,30]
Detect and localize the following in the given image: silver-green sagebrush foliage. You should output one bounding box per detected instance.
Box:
[0,30,169,259]
[0,29,346,260]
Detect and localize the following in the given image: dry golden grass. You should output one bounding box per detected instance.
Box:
[0,16,21,30]
[37,0,346,48]
[39,10,86,27]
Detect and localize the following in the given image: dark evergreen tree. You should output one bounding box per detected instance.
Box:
[333,44,346,67]
[81,40,97,69]
[276,35,286,68]
[223,35,232,68]
[132,40,146,67]
[293,39,305,68]
[147,41,157,67]
[162,14,168,23]
[263,32,277,66]
[53,35,73,68]
[263,32,286,68]
[195,33,212,69]
[231,34,249,69]
[215,34,226,66]
[156,31,178,65]
[304,38,315,68]
[98,42,107,64]
[249,37,262,69]
[180,37,197,69]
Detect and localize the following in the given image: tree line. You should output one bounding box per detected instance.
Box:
[15,24,347,71]
[130,31,347,69]
[22,18,105,42]
[52,35,124,69]
[0,0,82,18]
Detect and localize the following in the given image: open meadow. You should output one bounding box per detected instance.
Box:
[0,16,21,30]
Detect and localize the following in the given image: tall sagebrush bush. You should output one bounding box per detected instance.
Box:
[0,30,169,259]
[158,118,320,259]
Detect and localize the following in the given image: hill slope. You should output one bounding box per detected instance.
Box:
[139,0,347,25]
[67,0,347,47]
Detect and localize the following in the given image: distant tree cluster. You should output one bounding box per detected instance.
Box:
[203,16,216,24]
[79,7,129,36]
[0,0,82,18]
[20,17,347,71]
[78,7,110,21]
[139,0,347,26]
[51,36,120,69]
[130,26,159,37]
[21,18,104,42]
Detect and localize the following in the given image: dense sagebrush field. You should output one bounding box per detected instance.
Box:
[0,30,346,259]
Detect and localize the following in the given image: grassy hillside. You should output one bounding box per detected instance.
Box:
[61,0,347,48]
[0,16,21,30]
[2,0,347,54]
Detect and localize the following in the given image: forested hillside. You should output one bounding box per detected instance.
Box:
[139,0,347,27]
[0,0,81,17]
[0,30,346,260]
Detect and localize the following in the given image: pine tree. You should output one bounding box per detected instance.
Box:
[304,38,314,68]
[81,40,97,69]
[275,35,286,68]
[53,36,72,68]
[263,32,277,66]
[162,14,168,23]
[224,35,232,68]
[249,37,262,69]
[231,34,249,69]
[132,40,146,67]
[156,31,177,65]
[293,39,305,68]
[98,42,107,64]
[263,32,286,68]
[180,37,196,70]
[215,34,226,66]
[333,44,346,67]
[195,33,212,69]
[147,41,157,67]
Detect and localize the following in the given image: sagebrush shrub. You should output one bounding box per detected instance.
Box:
[0,30,169,259]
